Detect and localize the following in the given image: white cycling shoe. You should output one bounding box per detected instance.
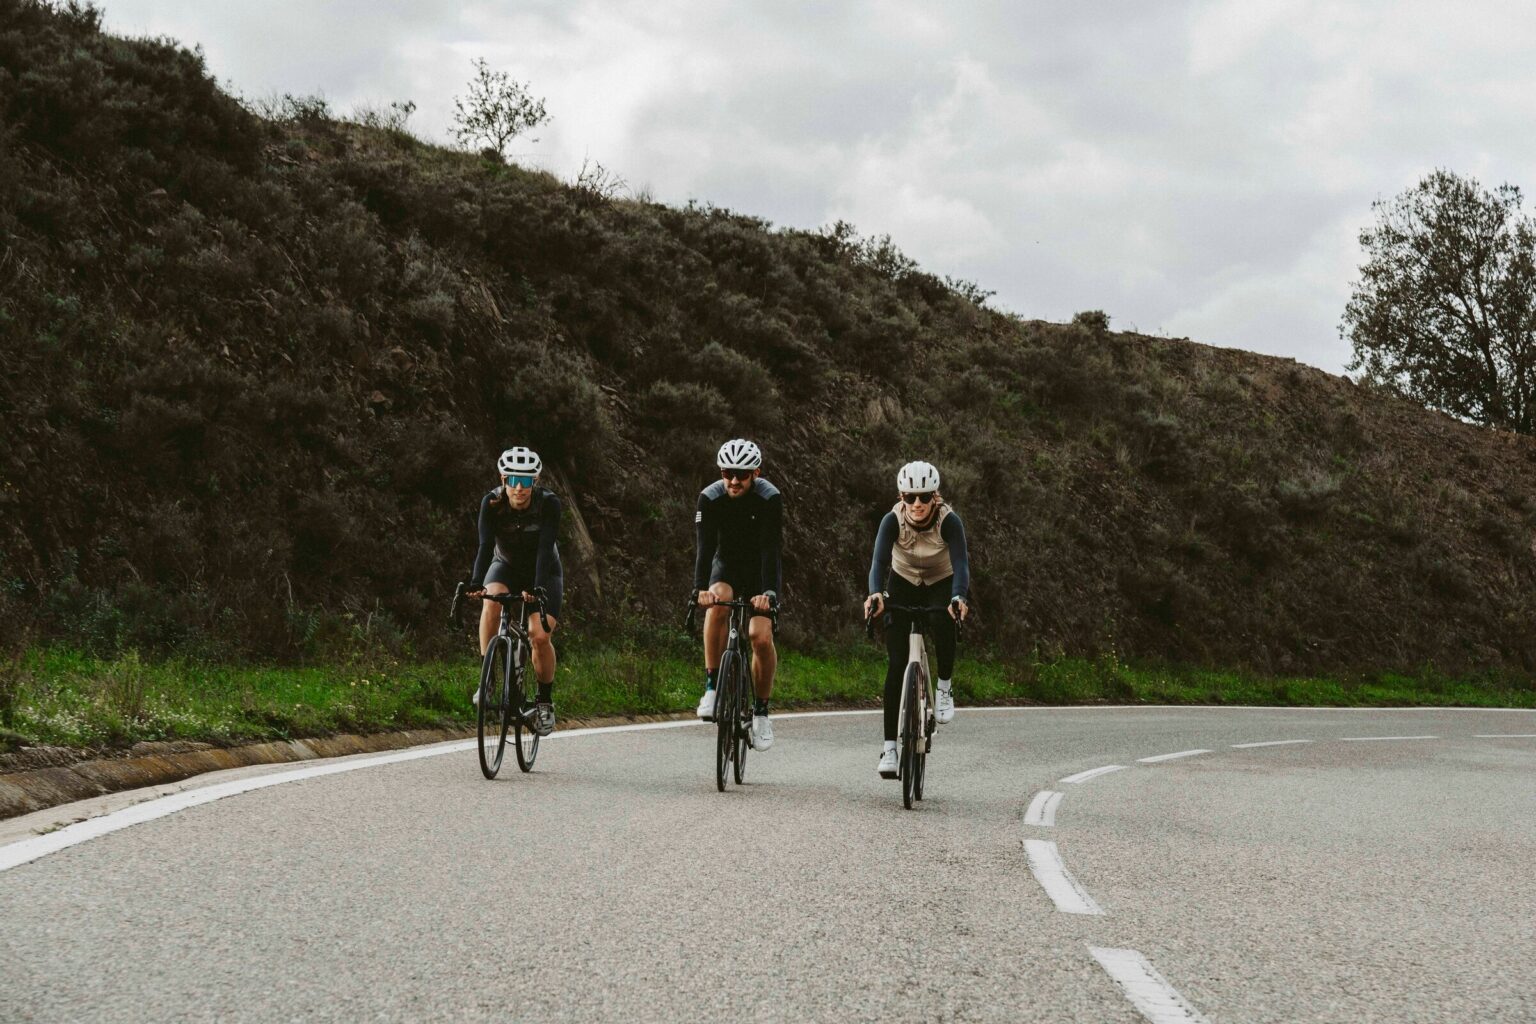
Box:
[935,687,955,724]
[696,687,717,721]
[877,745,898,778]
[751,715,774,751]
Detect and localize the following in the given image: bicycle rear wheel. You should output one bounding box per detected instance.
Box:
[900,664,923,809]
[715,651,740,791]
[513,642,539,772]
[477,639,511,779]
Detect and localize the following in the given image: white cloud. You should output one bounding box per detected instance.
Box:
[98,0,1536,374]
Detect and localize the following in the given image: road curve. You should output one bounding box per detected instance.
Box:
[2,707,1533,1023]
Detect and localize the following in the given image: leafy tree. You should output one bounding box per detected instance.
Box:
[450,58,548,160]
[1343,169,1536,434]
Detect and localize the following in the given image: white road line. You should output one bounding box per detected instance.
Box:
[1339,735,1439,741]
[1023,839,1104,915]
[1474,733,1536,738]
[1089,946,1211,1024]
[1231,739,1312,748]
[1137,749,1210,763]
[1060,764,1126,784]
[0,716,724,873]
[1023,790,1064,827]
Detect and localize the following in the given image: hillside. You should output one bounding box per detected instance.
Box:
[3,0,1535,679]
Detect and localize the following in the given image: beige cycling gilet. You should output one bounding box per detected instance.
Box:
[890,501,954,587]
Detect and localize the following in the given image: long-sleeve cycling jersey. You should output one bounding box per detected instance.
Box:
[468,487,563,591]
[692,478,784,596]
[867,506,970,601]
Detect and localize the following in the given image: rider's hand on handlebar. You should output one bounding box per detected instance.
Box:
[948,597,969,622]
[864,592,885,618]
[696,590,718,608]
[750,593,774,613]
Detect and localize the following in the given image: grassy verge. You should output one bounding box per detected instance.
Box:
[1,647,1532,753]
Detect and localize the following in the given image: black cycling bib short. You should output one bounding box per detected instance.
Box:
[469,486,565,618]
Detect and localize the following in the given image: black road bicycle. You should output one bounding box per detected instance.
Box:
[452,583,551,779]
[867,603,963,809]
[686,595,777,792]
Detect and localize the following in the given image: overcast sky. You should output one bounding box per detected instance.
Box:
[102,1,1536,375]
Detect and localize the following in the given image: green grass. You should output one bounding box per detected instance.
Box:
[1,646,1532,752]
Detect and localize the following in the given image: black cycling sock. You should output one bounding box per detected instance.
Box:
[706,667,718,690]
[753,697,769,716]
[537,683,553,703]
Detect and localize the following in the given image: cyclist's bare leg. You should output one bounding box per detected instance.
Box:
[526,611,558,684]
[702,581,733,672]
[748,614,776,700]
[477,582,511,655]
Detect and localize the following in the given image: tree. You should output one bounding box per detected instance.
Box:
[1343,169,1536,434]
[450,58,549,161]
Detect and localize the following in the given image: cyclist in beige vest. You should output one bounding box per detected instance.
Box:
[863,461,971,778]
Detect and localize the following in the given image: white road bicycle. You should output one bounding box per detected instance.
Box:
[867,603,962,809]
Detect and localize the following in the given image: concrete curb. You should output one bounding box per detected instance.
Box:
[0,712,699,821]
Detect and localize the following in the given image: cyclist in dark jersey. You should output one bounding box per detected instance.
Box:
[692,438,784,751]
[464,446,564,736]
[864,460,970,778]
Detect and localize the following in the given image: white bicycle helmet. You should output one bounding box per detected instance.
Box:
[497,446,542,477]
[897,461,940,493]
[716,438,763,471]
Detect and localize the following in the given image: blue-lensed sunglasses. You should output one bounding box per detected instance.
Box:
[504,475,535,489]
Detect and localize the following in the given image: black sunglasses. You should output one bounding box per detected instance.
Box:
[721,469,753,482]
[901,492,935,505]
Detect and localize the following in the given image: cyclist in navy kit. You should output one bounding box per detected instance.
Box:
[464,446,564,736]
[692,439,783,752]
[864,460,970,778]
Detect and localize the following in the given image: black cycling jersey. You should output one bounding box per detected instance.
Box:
[469,486,563,593]
[867,509,970,600]
[692,478,784,597]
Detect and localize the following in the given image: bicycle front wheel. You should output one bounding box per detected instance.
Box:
[513,642,539,772]
[715,651,740,792]
[733,659,750,786]
[477,639,511,779]
[900,663,923,809]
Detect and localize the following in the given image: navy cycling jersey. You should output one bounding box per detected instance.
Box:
[692,478,784,596]
[469,486,562,591]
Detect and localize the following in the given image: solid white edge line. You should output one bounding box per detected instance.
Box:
[1060,764,1126,784]
[1023,790,1064,827]
[1089,946,1211,1024]
[1023,839,1104,915]
[1137,749,1211,763]
[1339,735,1439,741]
[1231,739,1312,748]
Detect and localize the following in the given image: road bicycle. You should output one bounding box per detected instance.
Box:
[452,583,551,779]
[867,603,963,809]
[686,594,777,792]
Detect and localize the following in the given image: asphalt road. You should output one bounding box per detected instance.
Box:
[2,707,1533,1023]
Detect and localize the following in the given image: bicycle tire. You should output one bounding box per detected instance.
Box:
[477,638,511,779]
[900,663,922,809]
[715,650,739,791]
[734,657,750,785]
[513,641,539,772]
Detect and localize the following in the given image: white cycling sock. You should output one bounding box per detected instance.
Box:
[938,678,953,692]
[883,739,897,751]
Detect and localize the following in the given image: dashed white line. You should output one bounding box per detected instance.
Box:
[1089,946,1211,1024]
[1231,739,1312,748]
[1340,735,1439,741]
[1023,839,1104,915]
[1060,764,1126,784]
[1024,790,1064,827]
[1137,749,1210,763]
